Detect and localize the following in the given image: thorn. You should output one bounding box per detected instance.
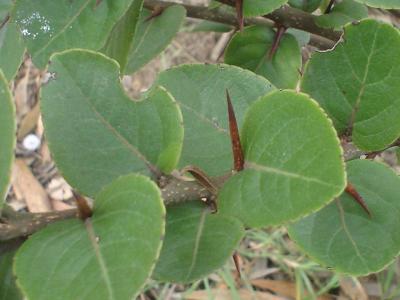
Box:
[145,5,164,22]
[232,252,242,278]
[345,183,371,217]
[0,15,10,30]
[235,0,244,32]
[268,25,287,60]
[181,165,218,195]
[226,90,245,171]
[324,0,336,14]
[72,191,93,221]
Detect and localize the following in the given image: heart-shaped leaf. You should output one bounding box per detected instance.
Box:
[125,4,186,74]
[353,0,400,8]
[243,0,288,17]
[225,25,301,89]
[218,90,346,228]
[316,0,368,30]
[101,0,143,73]
[15,174,165,300]
[155,64,275,176]
[288,160,400,275]
[0,70,15,207]
[12,0,134,68]
[302,20,400,151]
[41,49,183,197]
[0,251,23,300]
[288,0,322,12]
[0,22,25,81]
[152,202,244,283]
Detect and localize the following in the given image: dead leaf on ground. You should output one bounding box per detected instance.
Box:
[340,277,368,300]
[186,288,288,300]
[17,101,40,140]
[12,159,52,212]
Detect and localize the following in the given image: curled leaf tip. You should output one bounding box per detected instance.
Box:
[226,90,244,172]
[345,182,371,217]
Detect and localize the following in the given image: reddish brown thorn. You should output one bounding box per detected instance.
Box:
[268,25,287,60]
[232,251,242,278]
[324,0,336,14]
[345,183,371,217]
[72,191,93,221]
[235,0,244,32]
[226,90,244,172]
[0,15,10,30]
[145,5,164,22]
[181,165,218,195]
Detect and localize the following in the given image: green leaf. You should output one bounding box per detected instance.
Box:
[41,49,183,196]
[353,0,400,8]
[192,20,232,33]
[0,0,12,21]
[125,5,186,74]
[218,90,346,228]
[101,0,143,73]
[15,174,165,300]
[12,0,134,68]
[0,70,15,207]
[0,251,23,300]
[0,22,25,81]
[301,19,400,151]
[288,160,400,276]
[153,202,244,283]
[225,25,301,89]
[155,64,275,176]
[316,0,368,30]
[288,0,322,12]
[287,28,311,47]
[243,0,288,17]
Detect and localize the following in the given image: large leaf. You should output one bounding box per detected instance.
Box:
[0,251,23,300]
[218,90,346,228]
[316,0,368,30]
[153,202,244,283]
[225,25,301,89]
[0,0,13,20]
[125,4,186,74]
[243,0,288,17]
[0,70,15,207]
[155,64,275,176]
[302,19,400,151]
[288,160,400,275]
[0,22,25,81]
[12,0,134,68]
[288,0,321,12]
[15,174,165,300]
[41,49,183,196]
[101,0,143,73]
[353,0,400,8]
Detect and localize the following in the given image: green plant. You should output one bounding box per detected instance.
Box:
[1,0,400,299]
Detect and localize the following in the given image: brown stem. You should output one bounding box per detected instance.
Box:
[0,14,10,30]
[227,90,245,172]
[235,0,244,31]
[143,0,335,50]
[268,25,287,60]
[345,182,371,217]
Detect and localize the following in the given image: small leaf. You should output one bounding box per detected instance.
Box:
[41,49,183,196]
[302,19,400,151]
[288,160,400,276]
[243,0,288,17]
[192,20,233,33]
[101,0,143,73]
[153,202,244,283]
[316,0,368,30]
[125,4,186,74]
[0,251,23,300]
[155,64,275,176]
[0,21,25,81]
[218,90,346,228]
[0,70,15,207]
[353,0,400,8]
[225,25,301,89]
[288,0,322,12]
[12,0,134,68]
[15,174,165,300]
